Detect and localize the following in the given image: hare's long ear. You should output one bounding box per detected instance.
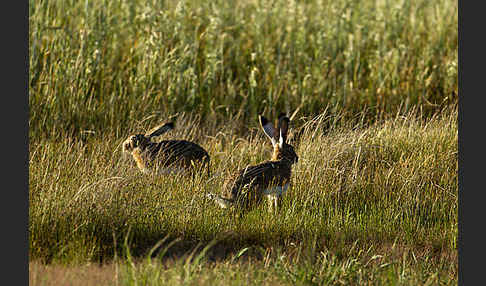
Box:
[277,114,289,148]
[259,115,277,146]
[146,122,174,138]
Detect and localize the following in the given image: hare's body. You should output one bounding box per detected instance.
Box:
[131,139,210,174]
[123,122,210,175]
[208,114,298,213]
[215,160,293,211]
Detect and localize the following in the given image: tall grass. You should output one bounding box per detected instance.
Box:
[29,0,457,283]
[29,0,457,140]
[29,106,457,283]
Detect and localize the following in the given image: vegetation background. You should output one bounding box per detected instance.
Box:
[29,0,457,284]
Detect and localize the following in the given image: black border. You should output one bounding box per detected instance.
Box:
[6,0,29,284]
[458,1,478,285]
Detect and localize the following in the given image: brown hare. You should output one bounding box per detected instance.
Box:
[207,113,298,213]
[122,122,210,176]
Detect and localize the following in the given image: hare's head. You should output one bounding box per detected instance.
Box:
[259,113,299,165]
[122,122,174,153]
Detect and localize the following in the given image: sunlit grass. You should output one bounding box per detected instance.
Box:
[29,0,457,283]
[29,0,457,139]
[29,106,457,284]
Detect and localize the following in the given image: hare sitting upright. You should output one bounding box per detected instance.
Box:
[207,113,299,213]
[122,122,210,176]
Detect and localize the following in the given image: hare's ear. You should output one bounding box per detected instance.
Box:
[259,115,277,146]
[146,122,174,138]
[277,114,289,148]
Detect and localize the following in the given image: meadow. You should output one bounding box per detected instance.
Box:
[29,0,457,284]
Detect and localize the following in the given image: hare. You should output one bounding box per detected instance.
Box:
[122,122,210,176]
[207,113,299,213]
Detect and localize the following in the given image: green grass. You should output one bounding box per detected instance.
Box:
[29,0,457,284]
[29,106,457,284]
[29,0,457,140]
[30,239,456,285]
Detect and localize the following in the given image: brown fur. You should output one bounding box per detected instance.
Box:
[122,123,210,175]
[220,160,294,210]
[215,114,298,211]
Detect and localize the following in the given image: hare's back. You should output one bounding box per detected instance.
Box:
[158,140,209,161]
[229,161,291,195]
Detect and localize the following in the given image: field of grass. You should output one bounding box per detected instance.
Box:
[29,0,457,140]
[29,106,457,284]
[29,0,457,284]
